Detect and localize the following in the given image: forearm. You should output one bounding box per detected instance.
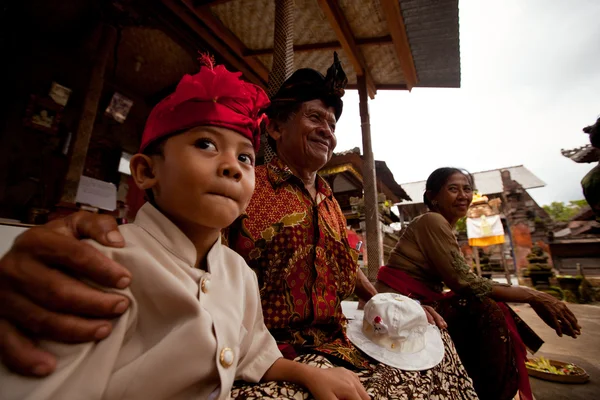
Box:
[489,285,537,303]
[261,357,316,386]
[354,268,377,302]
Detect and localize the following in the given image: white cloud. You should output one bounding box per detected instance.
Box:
[334,0,600,206]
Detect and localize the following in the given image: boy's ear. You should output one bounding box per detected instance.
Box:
[130,154,158,190]
[266,119,282,142]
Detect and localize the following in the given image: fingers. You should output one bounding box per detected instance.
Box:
[422,305,447,329]
[432,311,448,330]
[559,307,580,338]
[64,212,124,247]
[549,311,563,337]
[341,369,369,400]
[353,375,370,400]
[564,309,581,333]
[0,320,57,377]
[0,290,113,343]
[12,227,131,289]
[5,255,129,317]
[423,307,435,325]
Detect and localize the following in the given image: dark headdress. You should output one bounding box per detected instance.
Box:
[266,52,348,120]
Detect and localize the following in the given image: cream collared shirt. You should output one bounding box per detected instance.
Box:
[0,203,282,400]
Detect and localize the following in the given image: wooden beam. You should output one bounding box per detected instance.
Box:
[347,83,408,91]
[244,35,393,57]
[185,2,270,83]
[316,0,377,99]
[161,0,267,87]
[380,0,418,90]
[193,0,233,6]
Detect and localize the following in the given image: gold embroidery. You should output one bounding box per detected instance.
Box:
[450,250,493,297]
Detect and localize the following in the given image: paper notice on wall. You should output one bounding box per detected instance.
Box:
[75,176,117,211]
[467,214,505,247]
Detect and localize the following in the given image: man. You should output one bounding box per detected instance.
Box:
[0,55,474,400]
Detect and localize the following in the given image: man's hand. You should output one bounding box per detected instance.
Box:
[0,212,132,376]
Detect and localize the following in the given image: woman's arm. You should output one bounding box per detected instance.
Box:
[414,214,580,338]
[414,213,494,297]
[354,268,377,302]
[490,285,581,338]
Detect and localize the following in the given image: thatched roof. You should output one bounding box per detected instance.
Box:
[163,0,460,96]
[320,149,411,202]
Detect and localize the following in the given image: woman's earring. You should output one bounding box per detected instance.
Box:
[432,200,438,206]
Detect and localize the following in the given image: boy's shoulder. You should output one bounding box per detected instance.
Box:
[81,223,151,263]
[220,244,258,280]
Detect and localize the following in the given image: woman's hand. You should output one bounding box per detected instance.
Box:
[529,291,581,338]
[0,212,131,376]
[422,305,448,329]
[303,367,370,400]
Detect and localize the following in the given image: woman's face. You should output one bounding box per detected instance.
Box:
[431,172,474,223]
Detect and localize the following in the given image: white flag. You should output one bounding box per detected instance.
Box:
[466,215,505,246]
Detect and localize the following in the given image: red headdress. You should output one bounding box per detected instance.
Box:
[139,54,269,152]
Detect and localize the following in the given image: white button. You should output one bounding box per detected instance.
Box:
[201,278,211,293]
[220,347,234,368]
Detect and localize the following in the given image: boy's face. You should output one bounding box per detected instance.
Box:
[146,126,255,231]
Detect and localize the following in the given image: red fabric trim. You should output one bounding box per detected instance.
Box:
[277,344,297,360]
[379,265,533,400]
[498,302,533,400]
[377,265,450,303]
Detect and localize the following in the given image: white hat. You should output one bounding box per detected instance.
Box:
[346,293,445,371]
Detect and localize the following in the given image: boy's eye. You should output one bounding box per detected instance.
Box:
[238,153,254,165]
[195,138,217,151]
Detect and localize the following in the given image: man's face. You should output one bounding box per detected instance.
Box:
[272,99,338,172]
[150,126,255,231]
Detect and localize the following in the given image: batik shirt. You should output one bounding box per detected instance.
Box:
[226,157,365,367]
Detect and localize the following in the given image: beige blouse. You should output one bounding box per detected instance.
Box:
[385,212,495,297]
[0,203,282,400]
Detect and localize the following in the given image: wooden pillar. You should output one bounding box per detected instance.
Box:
[61,24,117,203]
[358,74,383,280]
[502,242,513,285]
[267,0,294,96]
[260,0,294,164]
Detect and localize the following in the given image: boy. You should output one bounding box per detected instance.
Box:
[0,60,368,400]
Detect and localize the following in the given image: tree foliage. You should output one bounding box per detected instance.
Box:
[542,200,587,222]
[456,217,467,233]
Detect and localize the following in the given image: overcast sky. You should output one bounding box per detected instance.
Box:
[335,0,600,206]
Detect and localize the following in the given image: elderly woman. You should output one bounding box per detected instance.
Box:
[376,167,581,400]
[0,57,478,399]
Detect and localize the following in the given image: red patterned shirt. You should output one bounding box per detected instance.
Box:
[226,157,366,367]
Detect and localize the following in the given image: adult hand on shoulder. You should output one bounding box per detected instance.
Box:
[530,291,581,338]
[304,367,370,400]
[0,212,132,377]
